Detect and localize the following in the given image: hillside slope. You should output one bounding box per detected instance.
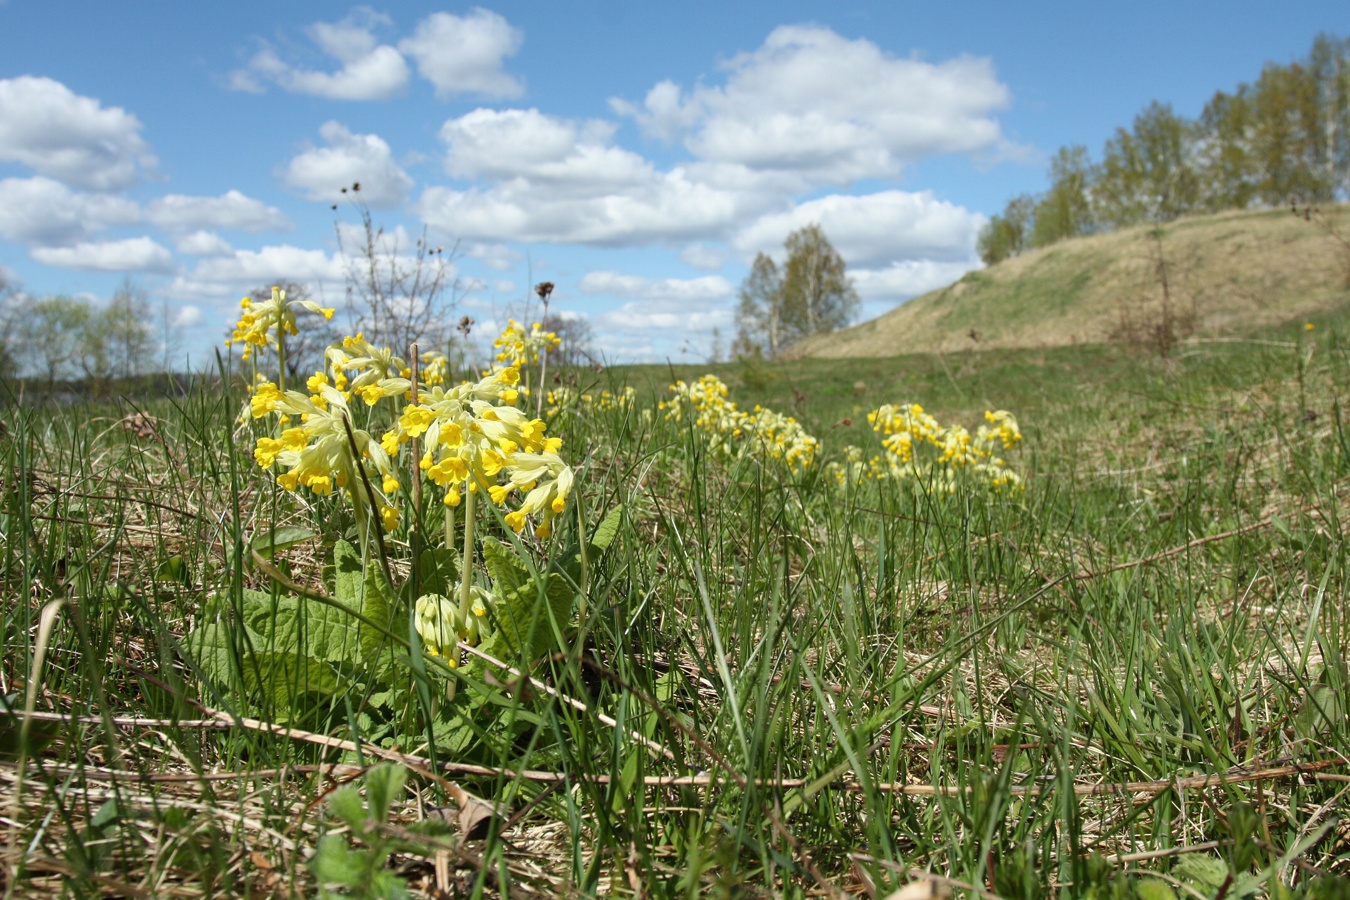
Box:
[790,206,1350,358]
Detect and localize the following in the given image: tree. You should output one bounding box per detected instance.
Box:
[735,225,859,358]
[978,194,1035,265]
[0,272,17,382]
[1093,102,1201,227]
[335,184,461,356]
[98,277,154,380]
[14,296,93,392]
[1031,146,1095,247]
[1197,87,1259,211]
[541,313,596,368]
[734,253,784,358]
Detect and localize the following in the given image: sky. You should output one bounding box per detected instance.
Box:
[0,1,1345,367]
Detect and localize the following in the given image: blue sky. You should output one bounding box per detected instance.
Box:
[0,1,1344,366]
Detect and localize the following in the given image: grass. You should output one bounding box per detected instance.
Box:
[790,205,1350,358]
[1,311,1349,897]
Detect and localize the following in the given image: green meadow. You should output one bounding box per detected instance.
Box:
[1,304,1348,898]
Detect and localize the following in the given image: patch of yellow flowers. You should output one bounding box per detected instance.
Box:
[494,318,560,367]
[226,285,334,362]
[661,374,819,472]
[828,404,1023,493]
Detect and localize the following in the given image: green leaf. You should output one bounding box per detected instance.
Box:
[1135,879,1178,900]
[1173,856,1228,895]
[482,536,530,596]
[327,786,368,831]
[589,504,624,550]
[250,525,318,558]
[364,764,407,825]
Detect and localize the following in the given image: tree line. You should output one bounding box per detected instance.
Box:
[0,277,187,396]
[979,33,1350,265]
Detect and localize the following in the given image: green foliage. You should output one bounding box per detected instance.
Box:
[1031,145,1096,247]
[994,32,1350,256]
[312,764,456,900]
[188,540,397,719]
[978,193,1035,265]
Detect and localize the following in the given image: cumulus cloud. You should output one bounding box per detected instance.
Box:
[231,8,409,101]
[420,108,777,245]
[172,305,203,328]
[680,243,729,270]
[0,76,155,190]
[146,190,291,233]
[733,191,985,266]
[283,122,413,207]
[175,230,235,257]
[612,25,1011,182]
[580,271,733,304]
[581,272,735,360]
[31,237,175,273]
[168,244,346,300]
[399,9,524,99]
[850,260,980,301]
[0,176,139,244]
[464,242,521,271]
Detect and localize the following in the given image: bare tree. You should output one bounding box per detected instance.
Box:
[334,183,462,355]
[541,313,596,369]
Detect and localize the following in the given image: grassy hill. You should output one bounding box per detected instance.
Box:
[791,204,1350,358]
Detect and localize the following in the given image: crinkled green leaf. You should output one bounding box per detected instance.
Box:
[483,536,530,596]
[250,525,317,558]
[1173,856,1228,894]
[589,504,624,551]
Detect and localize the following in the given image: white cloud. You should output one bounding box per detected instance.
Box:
[464,242,521,271]
[612,25,1011,182]
[172,305,203,328]
[31,237,175,273]
[175,230,235,257]
[283,121,413,208]
[580,271,733,304]
[399,9,524,99]
[168,244,346,300]
[733,190,985,266]
[0,76,155,191]
[582,272,735,360]
[680,243,729,270]
[0,176,139,244]
[232,9,409,101]
[420,108,776,245]
[147,190,291,233]
[441,108,644,187]
[850,260,979,301]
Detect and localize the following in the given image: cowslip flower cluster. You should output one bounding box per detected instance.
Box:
[226,286,334,362]
[250,379,403,532]
[661,374,819,471]
[836,404,1023,493]
[420,350,449,387]
[381,365,575,538]
[547,385,638,414]
[494,319,560,367]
